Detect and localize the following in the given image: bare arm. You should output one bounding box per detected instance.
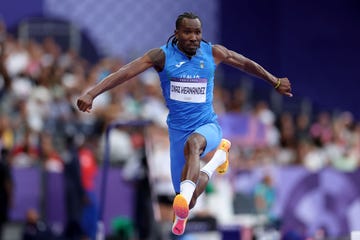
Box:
[77,48,164,112]
[213,44,292,97]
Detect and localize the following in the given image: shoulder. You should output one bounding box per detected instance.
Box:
[212,44,231,64]
[212,44,228,56]
[146,48,165,72]
[146,48,165,59]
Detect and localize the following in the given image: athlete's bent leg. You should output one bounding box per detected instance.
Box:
[190,138,231,209]
[172,133,206,235]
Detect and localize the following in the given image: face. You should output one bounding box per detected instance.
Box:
[175,18,202,57]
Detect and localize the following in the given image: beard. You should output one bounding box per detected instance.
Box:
[181,43,199,57]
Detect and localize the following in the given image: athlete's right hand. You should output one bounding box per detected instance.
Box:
[77,93,93,113]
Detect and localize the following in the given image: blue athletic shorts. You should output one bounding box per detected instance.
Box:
[168,122,222,193]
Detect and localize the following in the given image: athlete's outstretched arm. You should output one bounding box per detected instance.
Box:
[212,44,293,97]
[77,48,164,112]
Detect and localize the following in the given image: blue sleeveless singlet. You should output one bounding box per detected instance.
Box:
[158,41,217,130]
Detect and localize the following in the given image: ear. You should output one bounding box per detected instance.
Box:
[174,29,178,37]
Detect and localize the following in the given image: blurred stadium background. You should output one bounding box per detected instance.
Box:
[0,0,360,240]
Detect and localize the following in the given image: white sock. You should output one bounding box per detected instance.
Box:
[200,149,227,179]
[180,180,196,204]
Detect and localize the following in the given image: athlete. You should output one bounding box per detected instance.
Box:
[76,12,293,235]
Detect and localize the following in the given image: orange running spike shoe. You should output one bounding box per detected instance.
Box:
[216,139,231,174]
[172,194,189,235]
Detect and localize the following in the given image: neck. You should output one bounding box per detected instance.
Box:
[176,44,196,59]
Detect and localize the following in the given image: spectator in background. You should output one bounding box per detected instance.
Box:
[62,135,85,240]
[276,112,297,165]
[128,73,171,236]
[253,101,279,166]
[9,128,39,168]
[0,148,13,240]
[254,174,278,227]
[254,100,279,148]
[295,113,311,142]
[22,208,55,240]
[231,87,252,113]
[0,115,14,156]
[146,124,175,239]
[78,140,99,240]
[330,144,359,172]
[139,69,168,128]
[310,111,333,147]
[212,85,227,115]
[332,111,355,147]
[328,112,359,172]
[278,112,297,149]
[39,132,64,173]
[302,140,328,172]
[26,86,52,133]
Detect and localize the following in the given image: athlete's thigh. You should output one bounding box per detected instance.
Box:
[168,128,190,193]
[194,122,222,158]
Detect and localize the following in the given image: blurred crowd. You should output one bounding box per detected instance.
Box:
[0,19,360,240]
[229,102,360,173]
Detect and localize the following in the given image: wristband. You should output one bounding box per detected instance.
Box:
[274,79,281,89]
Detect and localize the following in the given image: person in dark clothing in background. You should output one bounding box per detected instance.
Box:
[0,149,13,240]
[22,208,55,240]
[62,135,86,240]
[0,24,13,239]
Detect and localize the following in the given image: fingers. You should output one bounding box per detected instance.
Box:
[76,99,92,113]
[286,86,293,97]
[279,77,293,97]
[277,88,293,97]
[76,100,84,111]
[282,86,293,97]
[79,105,91,113]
